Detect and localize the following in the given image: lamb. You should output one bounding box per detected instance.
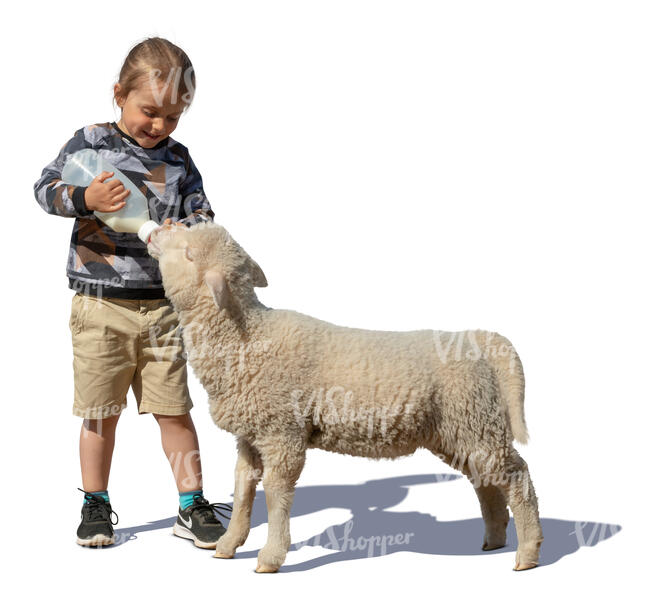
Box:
[147,221,543,573]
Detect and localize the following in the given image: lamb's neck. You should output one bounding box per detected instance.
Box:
[179,292,268,347]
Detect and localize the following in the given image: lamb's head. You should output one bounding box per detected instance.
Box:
[147,221,267,313]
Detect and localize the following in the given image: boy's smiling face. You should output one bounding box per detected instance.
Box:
[114,75,189,148]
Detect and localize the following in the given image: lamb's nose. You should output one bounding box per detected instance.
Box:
[149,226,167,252]
[153,224,172,239]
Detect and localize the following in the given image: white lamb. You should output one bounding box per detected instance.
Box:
[147,221,543,573]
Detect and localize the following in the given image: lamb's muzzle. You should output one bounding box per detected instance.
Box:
[148,221,544,573]
[148,223,182,259]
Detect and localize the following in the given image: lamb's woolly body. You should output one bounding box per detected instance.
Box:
[180,295,523,459]
[148,221,543,572]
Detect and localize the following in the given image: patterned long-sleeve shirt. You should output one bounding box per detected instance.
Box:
[34,121,215,299]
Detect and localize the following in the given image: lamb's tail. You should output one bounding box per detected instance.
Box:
[476,331,529,444]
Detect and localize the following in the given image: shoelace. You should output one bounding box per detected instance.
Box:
[186,495,233,524]
[78,488,119,525]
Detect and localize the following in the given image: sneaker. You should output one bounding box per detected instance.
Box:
[173,494,232,549]
[76,488,119,547]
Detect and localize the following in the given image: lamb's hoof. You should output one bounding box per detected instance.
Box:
[513,561,538,571]
[213,551,234,559]
[482,540,506,551]
[482,525,507,551]
[513,539,542,570]
[256,545,285,572]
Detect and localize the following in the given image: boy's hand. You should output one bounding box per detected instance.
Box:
[84,171,130,212]
[161,218,185,227]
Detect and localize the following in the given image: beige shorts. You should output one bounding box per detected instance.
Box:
[70,293,193,419]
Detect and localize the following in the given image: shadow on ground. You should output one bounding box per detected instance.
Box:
[102,473,621,571]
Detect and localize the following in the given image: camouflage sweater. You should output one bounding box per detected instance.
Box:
[34,121,215,299]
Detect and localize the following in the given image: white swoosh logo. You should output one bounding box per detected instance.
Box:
[180,513,193,528]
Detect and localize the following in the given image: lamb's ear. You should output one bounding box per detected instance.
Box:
[246,256,268,288]
[204,268,230,309]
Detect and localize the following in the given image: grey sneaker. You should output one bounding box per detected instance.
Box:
[173,494,232,548]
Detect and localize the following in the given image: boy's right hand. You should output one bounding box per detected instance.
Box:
[83,171,130,212]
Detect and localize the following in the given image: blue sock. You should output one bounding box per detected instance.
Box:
[179,489,203,510]
[84,490,110,504]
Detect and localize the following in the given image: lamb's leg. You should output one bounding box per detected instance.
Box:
[214,437,263,559]
[255,442,306,573]
[474,484,509,550]
[498,450,543,571]
[430,446,509,552]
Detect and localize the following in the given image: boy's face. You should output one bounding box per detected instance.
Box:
[114,77,189,148]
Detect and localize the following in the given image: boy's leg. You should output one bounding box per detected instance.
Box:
[134,298,201,491]
[80,414,121,491]
[77,414,121,546]
[71,293,139,547]
[72,293,138,491]
[152,412,202,492]
[137,299,229,548]
[153,412,230,549]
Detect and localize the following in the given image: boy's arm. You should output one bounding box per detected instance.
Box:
[33,128,95,218]
[175,152,215,227]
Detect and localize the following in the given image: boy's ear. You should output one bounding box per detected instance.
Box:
[204,268,229,309]
[113,83,125,107]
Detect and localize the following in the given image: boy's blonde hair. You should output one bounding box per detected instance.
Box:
[113,37,196,113]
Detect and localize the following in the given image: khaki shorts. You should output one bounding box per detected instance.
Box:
[69,293,193,419]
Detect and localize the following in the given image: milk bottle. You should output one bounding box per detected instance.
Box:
[61,149,159,243]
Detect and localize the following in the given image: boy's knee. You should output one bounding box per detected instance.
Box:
[81,414,120,437]
[82,413,121,433]
[152,412,193,426]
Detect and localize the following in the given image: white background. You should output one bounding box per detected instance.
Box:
[2,0,647,594]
